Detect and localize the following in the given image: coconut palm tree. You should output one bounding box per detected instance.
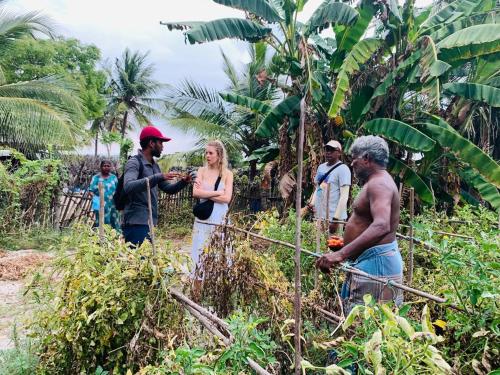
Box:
[0,1,86,157]
[164,43,279,177]
[107,49,165,139]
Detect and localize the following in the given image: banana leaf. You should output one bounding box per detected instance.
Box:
[437,24,500,62]
[360,51,421,117]
[389,157,435,204]
[363,118,436,152]
[213,0,282,23]
[423,123,500,186]
[163,18,272,44]
[442,82,500,107]
[328,38,382,118]
[304,1,358,36]
[419,0,484,34]
[220,92,272,114]
[255,95,301,138]
[460,167,500,210]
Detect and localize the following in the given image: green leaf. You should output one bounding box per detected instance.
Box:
[248,342,265,358]
[247,144,279,163]
[437,24,500,62]
[388,157,435,204]
[421,305,435,334]
[328,38,382,117]
[419,0,483,34]
[419,36,441,108]
[423,123,500,186]
[342,304,363,330]
[364,118,435,152]
[330,0,375,69]
[429,10,497,43]
[304,1,358,36]
[387,0,402,22]
[220,92,272,114]
[165,18,272,44]
[460,167,500,211]
[213,0,282,22]
[442,82,500,107]
[255,95,301,138]
[429,60,451,77]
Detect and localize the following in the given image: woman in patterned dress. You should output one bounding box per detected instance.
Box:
[89,160,120,230]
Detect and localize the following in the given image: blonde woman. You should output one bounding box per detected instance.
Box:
[191,140,233,277]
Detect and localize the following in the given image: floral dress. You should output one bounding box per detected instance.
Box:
[89,174,120,230]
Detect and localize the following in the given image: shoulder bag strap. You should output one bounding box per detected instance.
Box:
[318,162,343,185]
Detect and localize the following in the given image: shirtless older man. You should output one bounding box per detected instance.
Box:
[316,135,403,311]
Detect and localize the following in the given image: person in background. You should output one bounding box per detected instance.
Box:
[89,160,120,230]
[316,136,403,312]
[191,140,233,280]
[306,140,351,234]
[122,125,194,246]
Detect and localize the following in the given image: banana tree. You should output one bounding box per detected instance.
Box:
[162,0,387,199]
[329,0,500,208]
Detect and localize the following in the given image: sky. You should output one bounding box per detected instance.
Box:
[7,0,432,156]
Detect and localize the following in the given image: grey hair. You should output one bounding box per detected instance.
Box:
[350,135,389,167]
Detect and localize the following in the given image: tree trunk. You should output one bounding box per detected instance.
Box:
[94,131,98,157]
[249,160,257,181]
[121,110,129,139]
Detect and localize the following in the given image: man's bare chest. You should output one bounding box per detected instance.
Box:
[352,188,371,217]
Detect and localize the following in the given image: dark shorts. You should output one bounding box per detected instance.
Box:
[122,225,151,247]
[341,241,403,312]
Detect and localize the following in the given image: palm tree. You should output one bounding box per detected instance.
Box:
[0,1,86,157]
[107,49,165,139]
[164,43,279,178]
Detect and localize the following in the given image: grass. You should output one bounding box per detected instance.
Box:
[0,327,38,375]
[0,227,68,252]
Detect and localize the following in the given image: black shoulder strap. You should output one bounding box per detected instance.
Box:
[214,175,222,190]
[134,155,144,179]
[318,162,343,185]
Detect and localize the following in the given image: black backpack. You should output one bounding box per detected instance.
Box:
[113,155,144,210]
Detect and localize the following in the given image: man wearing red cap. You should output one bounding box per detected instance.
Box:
[122,125,193,246]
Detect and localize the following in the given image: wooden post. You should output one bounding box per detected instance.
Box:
[325,182,331,238]
[98,182,105,243]
[314,219,321,288]
[293,97,306,375]
[145,178,156,256]
[407,188,415,285]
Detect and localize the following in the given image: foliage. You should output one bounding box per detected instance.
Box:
[139,311,277,374]
[0,36,108,120]
[0,4,87,157]
[305,297,452,374]
[29,226,189,374]
[0,151,63,234]
[106,49,165,138]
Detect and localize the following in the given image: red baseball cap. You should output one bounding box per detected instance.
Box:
[139,125,171,142]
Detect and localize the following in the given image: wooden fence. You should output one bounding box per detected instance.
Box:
[51,180,285,229]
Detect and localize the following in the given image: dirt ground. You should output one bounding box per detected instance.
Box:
[0,250,52,350]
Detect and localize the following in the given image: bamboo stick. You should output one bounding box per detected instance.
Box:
[98,182,104,243]
[247,357,272,375]
[407,188,415,285]
[145,178,156,256]
[182,304,231,346]
[293,97,306,375]
[170,289,229,331]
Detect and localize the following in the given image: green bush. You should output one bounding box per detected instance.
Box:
[29,226,190,374]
